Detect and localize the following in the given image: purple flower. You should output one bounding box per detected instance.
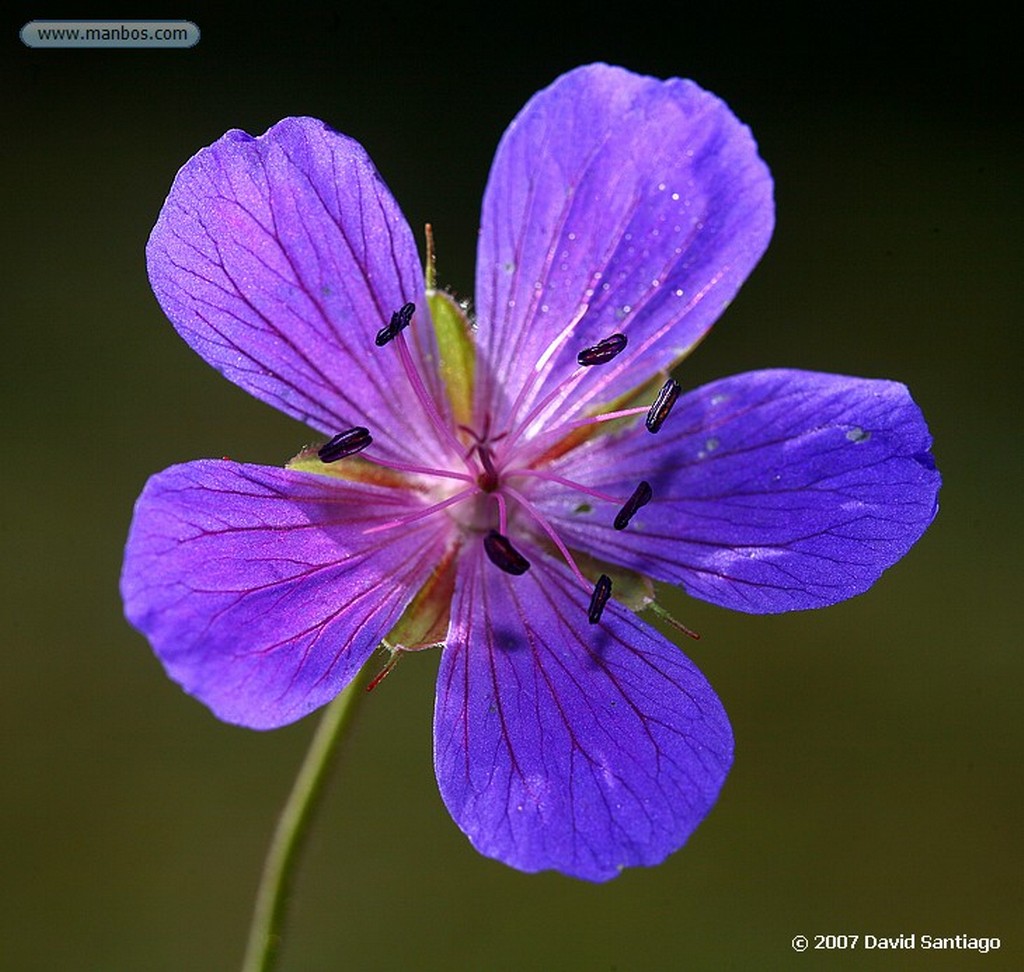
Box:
[121,64,939,881]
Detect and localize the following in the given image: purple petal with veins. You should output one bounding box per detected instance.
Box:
[121,460,452,728]
[435,542,732,881]
[146,117,443,463]
[537,369,940,613]
[475,63,774,434]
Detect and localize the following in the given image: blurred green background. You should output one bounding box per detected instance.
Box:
[3,5,1020,970]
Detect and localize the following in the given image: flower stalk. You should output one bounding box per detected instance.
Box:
[241,668,368,972]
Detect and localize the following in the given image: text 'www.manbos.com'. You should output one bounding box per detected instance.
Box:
[21,21,199,49]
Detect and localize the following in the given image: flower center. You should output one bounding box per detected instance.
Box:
[312,300,684,625]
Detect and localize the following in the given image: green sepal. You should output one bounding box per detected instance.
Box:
[286,446,411,489]
[427,289,476,428]
[383,543,458,650]
[567,549,655,613]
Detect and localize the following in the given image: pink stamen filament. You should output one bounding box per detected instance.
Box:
[362,486,478,535]
[565,404,649,429]
[502,303,590,426]
[490,490,509,535]
[362,452,476,484]
[503,484,590,588]
[392,329,474,473]
[504,468,621,505]
[501,364,590,456]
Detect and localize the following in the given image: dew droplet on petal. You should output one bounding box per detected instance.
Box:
[846,427,871,443]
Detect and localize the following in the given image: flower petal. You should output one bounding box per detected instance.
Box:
[121,460,450,728]
[475,63,774,432]
[538,369,941,613]
[434,542,732,881]
[147,117,440,461]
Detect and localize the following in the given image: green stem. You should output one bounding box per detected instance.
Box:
[241,671,368,972]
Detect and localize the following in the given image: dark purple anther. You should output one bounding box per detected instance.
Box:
[577,332,627,366]
[587,574,613,624]
[375,301,416,346]
[646,378,681,433]
[483,530,531,575]
[614,480,653,530]
[318,427,372,462]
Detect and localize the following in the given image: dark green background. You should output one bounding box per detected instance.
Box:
[4,6,1020,970]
